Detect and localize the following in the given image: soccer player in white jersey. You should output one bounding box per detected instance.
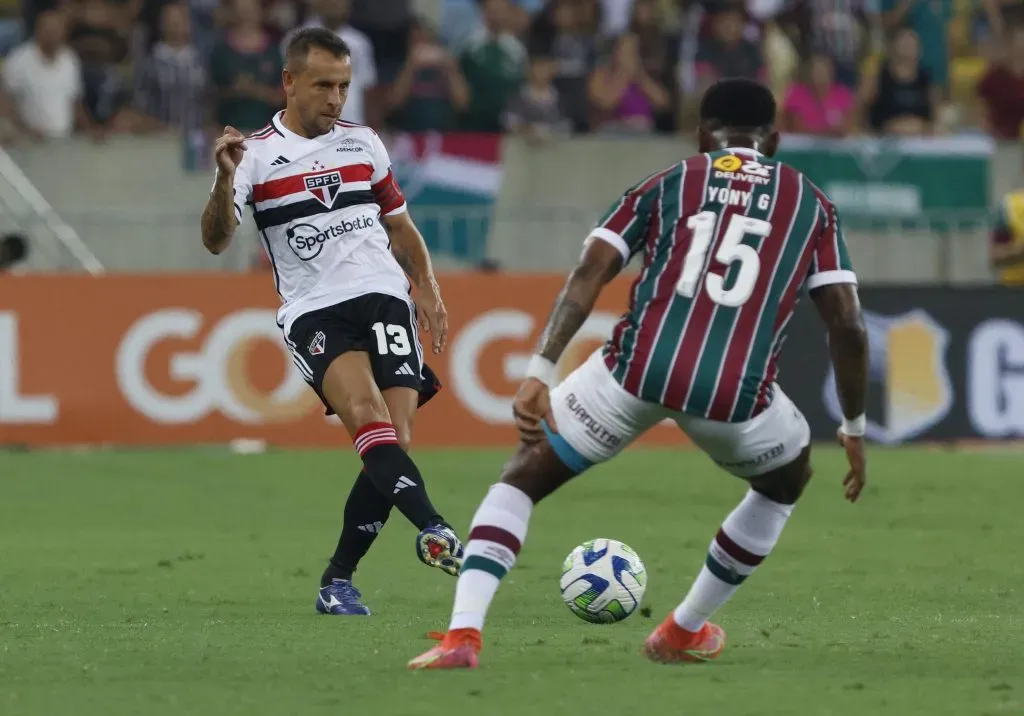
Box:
[200,28,464,616]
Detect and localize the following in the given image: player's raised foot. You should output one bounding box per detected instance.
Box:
[315,579,371,616]
[415,523,464,576]
[643,615,726,664]
[407,628,481,670]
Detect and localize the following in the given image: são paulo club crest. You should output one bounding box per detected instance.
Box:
[304,170,342,208]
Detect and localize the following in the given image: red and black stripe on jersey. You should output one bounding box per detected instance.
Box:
[248,166,405,230]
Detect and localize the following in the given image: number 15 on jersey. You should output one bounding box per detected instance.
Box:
[676,212,772,308]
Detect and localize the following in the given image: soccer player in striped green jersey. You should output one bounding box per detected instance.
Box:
[409,78,869,670]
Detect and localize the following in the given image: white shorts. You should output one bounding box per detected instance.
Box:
[545,351,811,478]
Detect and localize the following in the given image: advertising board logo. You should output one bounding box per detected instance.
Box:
[449,309,619,423]
[823,309,952,444]
[116,309,320,424]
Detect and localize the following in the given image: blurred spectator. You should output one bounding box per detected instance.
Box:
[990,185,1024,285]
[598,0,635,37]
[388,20,469,132]
[459,0,528,132]
[297,0,377,125]
[503,47,571,140]
[131,2,205,132]
[443,0,543,50]
[782,52,856,136]
[588,32,670,133]
[630,0,678,132]
[1,10,92,140]
[70,0,133,136]
[185,0,219,59]
[880,0,958,94]
[790,0,879,88]
[861,27,937,136]
[209,0,283,133]
[0,0,22,56]
[0,233,28,271]
[693,6,766,96]
[349,0,413,83]
[71,0,139,45]
[977,23,1024,140]
[530,0,600,133]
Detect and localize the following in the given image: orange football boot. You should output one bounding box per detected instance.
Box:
[407,628,482,670]
[643,615,726,664]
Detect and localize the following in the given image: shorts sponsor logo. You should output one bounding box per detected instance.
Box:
[308,330,326,356]
[304,170,342,208]
[823,309,952,444]
[564,391,622,449]
[286,217,375,261]
[715,442,784,470]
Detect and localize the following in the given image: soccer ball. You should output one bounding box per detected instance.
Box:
[559,538,647,623]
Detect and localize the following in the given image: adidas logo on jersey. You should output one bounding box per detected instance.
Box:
[357,521,385,534]
[393,476,416,495]
[270,155,290,165]
[394,362,415,376]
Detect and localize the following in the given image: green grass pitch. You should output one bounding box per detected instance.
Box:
[2,446,1023,715]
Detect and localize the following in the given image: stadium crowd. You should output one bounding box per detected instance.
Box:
[0,0,1022,145]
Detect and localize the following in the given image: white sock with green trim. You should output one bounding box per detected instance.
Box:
[449,483,533,632]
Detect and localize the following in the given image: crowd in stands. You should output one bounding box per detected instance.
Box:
[0,0,1022,145]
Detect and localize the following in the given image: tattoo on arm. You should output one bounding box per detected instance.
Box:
[536,260,612,363]
[391,244,417,278]
[201,173,236,255]
[537,290,590,364]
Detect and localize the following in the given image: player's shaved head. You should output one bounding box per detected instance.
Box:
[285,27,351,73]
[698,78,779,156]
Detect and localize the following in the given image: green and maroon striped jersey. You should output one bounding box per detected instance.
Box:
[591,148,856,422]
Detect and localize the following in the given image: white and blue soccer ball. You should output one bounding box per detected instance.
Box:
[559,538,647,623]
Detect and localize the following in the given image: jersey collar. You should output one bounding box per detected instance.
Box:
[723,146,763,157]
[272,110,337,143]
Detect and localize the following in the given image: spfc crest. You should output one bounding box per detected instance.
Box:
[308,330,326,356]
[823,309,953,444]
[304,170,342,208]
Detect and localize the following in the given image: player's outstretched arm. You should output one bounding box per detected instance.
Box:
[810,283,869,502]
[513,240,623,442]
[385,211,447,354]
[201,126,246,255]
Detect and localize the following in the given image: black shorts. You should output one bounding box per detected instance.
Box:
[286,293,439,414]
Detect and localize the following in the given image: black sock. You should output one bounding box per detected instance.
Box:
[321,469,394,587]
[353,422,442,530]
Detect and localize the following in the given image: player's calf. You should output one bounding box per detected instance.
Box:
[668,450,809,643]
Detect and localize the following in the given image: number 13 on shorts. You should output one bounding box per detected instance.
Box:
[371,321,412,356]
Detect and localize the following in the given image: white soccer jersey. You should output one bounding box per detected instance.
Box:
[225,111,411,334]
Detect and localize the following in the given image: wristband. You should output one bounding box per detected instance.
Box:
[840,414,866,437]
[525,355,557,387]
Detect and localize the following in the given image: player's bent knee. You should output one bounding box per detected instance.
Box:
[749,447,812,505]
[499,441,579,505]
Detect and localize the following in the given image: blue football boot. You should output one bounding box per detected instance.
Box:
[315,579,371,615]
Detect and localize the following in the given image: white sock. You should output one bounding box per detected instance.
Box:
[673,489,794,632]
[449,483,533,632]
